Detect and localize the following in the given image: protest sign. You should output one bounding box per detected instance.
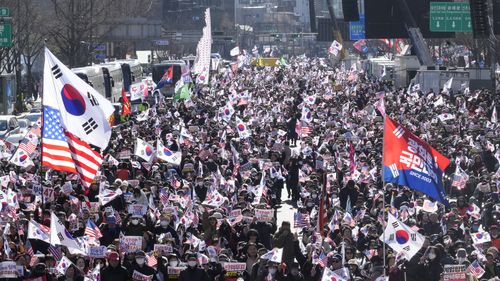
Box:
[0,261,18,278]
[223,263,246,272]
[167,267,186,280]
[87,246,107,258]
[255,209,274,222]
[120,236,143,253]
[132,270,153,281]
[443,265,467,281]
[128,204,148,216]
[154,244,173,254]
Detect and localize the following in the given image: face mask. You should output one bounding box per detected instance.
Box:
[428,253,436,260]
[136,258,145,265]
[132,219,139,225]
[312,194,318,199]
[268,267,277,275]
[188,261,197,267]
[457,257,466,264]
[161,221,169,227]
[307,202,314,207]
[170,260,179,267]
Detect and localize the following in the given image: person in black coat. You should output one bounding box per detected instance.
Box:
[101,251,129,281]
[126,250,158,280]
[179,253,210,281]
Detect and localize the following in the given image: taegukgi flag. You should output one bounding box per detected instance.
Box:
[379,213,425,260]
[383,116,450,205]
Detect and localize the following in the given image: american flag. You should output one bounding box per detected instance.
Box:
[301,125,312,136]
[48,245,62,261]
[467,260,485,278]
[18,132,39,155]
[294,212,310,228]
[146,253,158,267]
[85,219,103,239]
[25,239,34,257]
[69,195,80,206]
[159,188,169,206]
[42,107,103,188]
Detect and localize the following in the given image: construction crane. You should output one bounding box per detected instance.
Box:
[325,0,347,59]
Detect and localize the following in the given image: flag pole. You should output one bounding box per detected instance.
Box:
[40,45,46,213]
[382,114,387,277]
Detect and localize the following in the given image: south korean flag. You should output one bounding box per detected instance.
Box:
[379,213,424,260]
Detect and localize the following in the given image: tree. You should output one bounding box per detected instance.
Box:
[45,0,154,67]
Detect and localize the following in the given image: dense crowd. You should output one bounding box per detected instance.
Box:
[0,57,498,281]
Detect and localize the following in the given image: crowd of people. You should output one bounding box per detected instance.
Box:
[0,56,498,281]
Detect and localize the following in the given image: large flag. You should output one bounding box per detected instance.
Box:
[129,82,148,101]
[42,48,113,187]
[156,141,182,166]
[379,213,424,260]
[134,138,155,162]
[383,116,450,205]
[50,212,83,254]
[193,8,212,84]
[155,66,173,90]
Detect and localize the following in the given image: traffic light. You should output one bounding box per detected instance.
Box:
[493,0,500,35]
[342,0,359,21]
[469,0,490,38]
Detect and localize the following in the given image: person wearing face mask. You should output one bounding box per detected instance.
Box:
[123,214,147,236]
[418,246,443,281]
[101,251,129,281]
[282,262,304,281]
[179,253,210,281]
[154,214,180,245]
[126,250,158,280]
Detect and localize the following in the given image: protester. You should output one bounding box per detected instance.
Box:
[0,55,498,281]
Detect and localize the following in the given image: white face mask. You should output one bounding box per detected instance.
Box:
[457,257,466,264]
[169,260,179,267]
[136,258,145,265]
[268,267,277,275]
[188,261,197,267]
[428,253,436,260]
[161,220,169,227]
[132,219,139,225]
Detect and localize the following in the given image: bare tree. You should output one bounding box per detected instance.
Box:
[46,0,154,67]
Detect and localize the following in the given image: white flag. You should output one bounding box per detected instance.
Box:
[471,230,491,245]
[443,77,453,93]
[96,188,122,206]
[301,106,313,123]
[411,83,421,93]
[134,138,155,162]
[492,104,497,123]
[56,256,74,275]
[220,103,235,123]
[43,48,114,150]
[230,46,240,57]
[235,117,251,139]
[379,213,424,260]
[156,141,182,166]
[321,267,347,281]
[27,220,51,243]
[260,248,283,263]
[50,212,84,253]
[9,149,34,168]
[304,95,316,105]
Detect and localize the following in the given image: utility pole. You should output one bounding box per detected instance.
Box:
[15,0,22,113]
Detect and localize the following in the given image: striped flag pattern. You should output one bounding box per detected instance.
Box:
[85,219,103,239]
[467,260,485,278]
[42,107,103,188]
[147,253,158,267]
[48,244,62,261]
[18,132,39,155]
[294,212,310,228]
